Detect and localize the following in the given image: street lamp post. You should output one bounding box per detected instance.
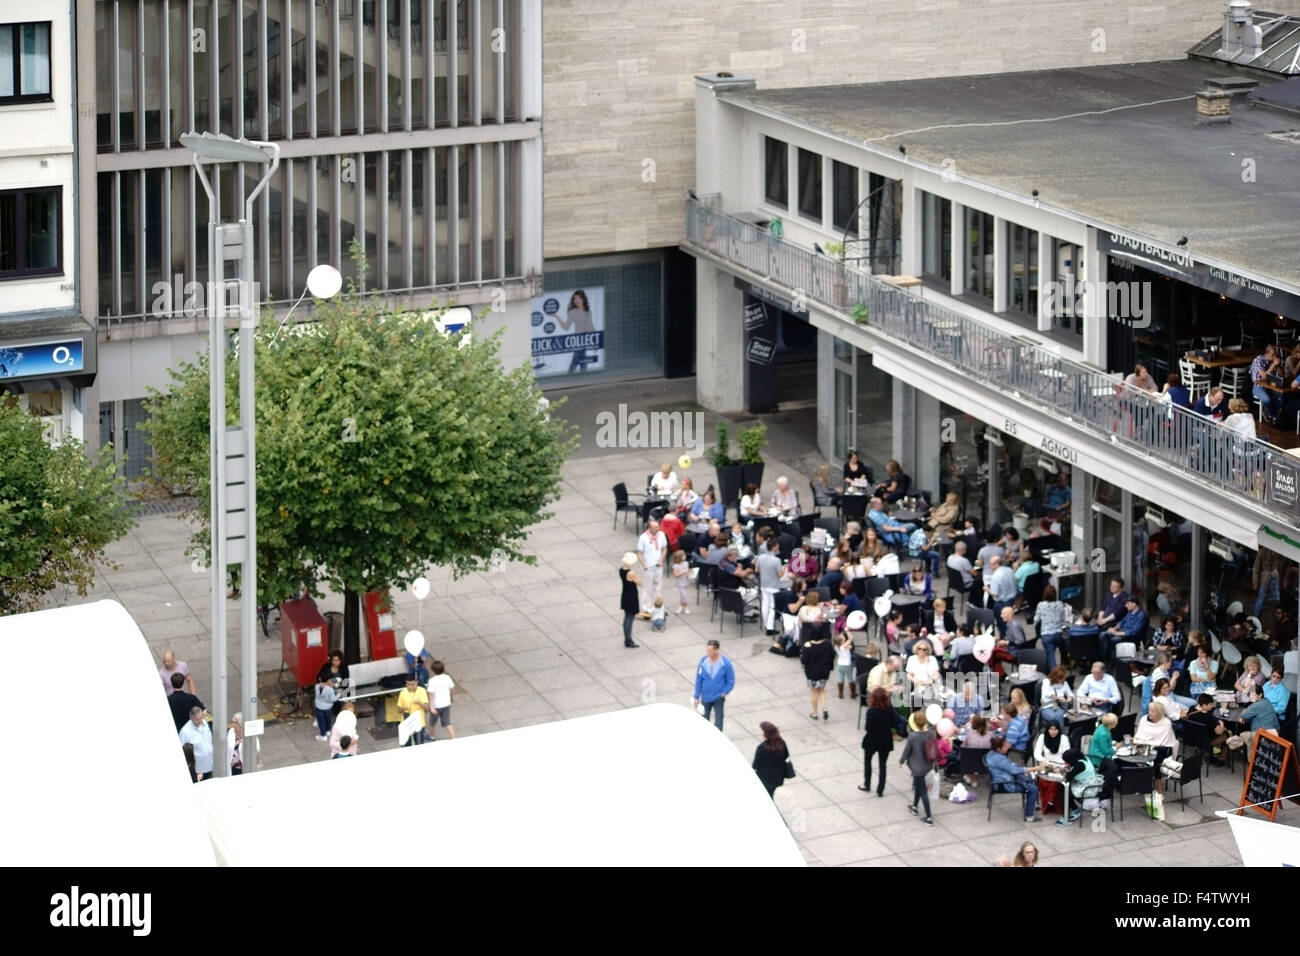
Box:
[181,132,279,777]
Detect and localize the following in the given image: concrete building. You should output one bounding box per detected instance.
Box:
[0,1,94,443]
[535,0,1260,388]
[81,0,543,472]
[686,1,1300,623]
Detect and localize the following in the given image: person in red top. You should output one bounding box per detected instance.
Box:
[660,511,685,550]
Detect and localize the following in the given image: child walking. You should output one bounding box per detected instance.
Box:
[670,549,691,615]
[314,678,338,741]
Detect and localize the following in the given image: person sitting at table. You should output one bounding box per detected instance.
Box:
[1152,614,1184,654]
[976,529,1005,566]
[770,476,798,514]
[1124,362,1159,394]
[927,491,961,538]
[836,578,866,621]
[905,639,941,706]
[1033,723,1070,813]
[859,526,886,566]
[1078,662,1122,713]
[1105,596,1148,656]
[874,459,910,504]
[1223,397,1257,439]
[796,587,826,627]
[650,462,680,498]
[817,556,844,594]
[951,680,986,728]
[866,496,914,548]
[920,597,956,650]
[812,463,840,506]
[690,490,724,524]
[1250,344,1284,425]
[946,539,981,603]
[718,549,757,589]
[788,544,819,584]
[1193,385,1229,421]
[1040,471,1072,516]
[1061,747,1110,825]
[702,533,730,566]
[1181,694,1228,764]
[1187,645,1219,696]
[1000,527,1023,564]
[985,736,1043,823]
[1234,655,1266,704]
[1149,677,1189,722]
[1226,683,1280,752]
[672,477,699,517]
[843,520,864,555]
[739,483,767,519]
[842,450,871,490]
[1088,712,1119,770]
[833,535,854,569]
[1263,666,1291,720]
[1096,575,1129,633]
[1160,372,1193,409]
[1133,701,1177,796]
[1012,549,1041,604]
[1271,604,1297,653]
[1039,666,1074,730]
[903,563,932,600]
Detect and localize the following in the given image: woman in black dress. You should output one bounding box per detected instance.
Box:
[842,450,870,489]
[752,721,790,799]
[859,687,894,796]
[619,552,643,648]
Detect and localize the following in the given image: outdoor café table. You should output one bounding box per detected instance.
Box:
[1035,765,1070,822]
[1180,351,1253,371]
[891,509,923,524]
[686,522,711,536]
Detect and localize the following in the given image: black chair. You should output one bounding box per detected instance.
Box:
[677,532,698,558]
[1179,719,1211,761]
[716,588,757,638]
[957,653,983,674]
[1114,712,1137,741]
[865,577,891,600]
[612,483,643,529]
[1021,570,1047,616]
[967,607,995,633]
[815,586,832,603]
[814,516,840,539]
[1067,715,1096,751]
[1065,632,1101,671]
[777,532,797,562]
[691,557,714,606]
[945,567,969,617]
[1018,647,1049,676]
[750,516,780,537]
[795,513,818,538]
[983,753,1021,820]
[645,473,656,495]
[1165,751,1204,810]
[1109,658,1134,711]
[642,497,669,523]
[959,746,990,781]
[841,495,868,523]
[1116,763,1155,821]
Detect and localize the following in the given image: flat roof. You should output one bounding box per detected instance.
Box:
[726,59,1300,291]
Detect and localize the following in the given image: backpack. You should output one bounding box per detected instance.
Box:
[923,730,940,763]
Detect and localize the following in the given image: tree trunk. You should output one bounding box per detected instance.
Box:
[343,588,362,665]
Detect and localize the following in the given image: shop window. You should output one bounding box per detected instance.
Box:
[764,136,788,209]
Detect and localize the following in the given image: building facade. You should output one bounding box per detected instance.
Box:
[686,4,1300,627]
[534,0,1257,387]
[0,1,94,443]
[82,0,542,474]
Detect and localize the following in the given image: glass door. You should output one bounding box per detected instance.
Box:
[833,335,855,462]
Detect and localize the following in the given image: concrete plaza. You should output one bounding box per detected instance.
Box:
[71,377,1282,866]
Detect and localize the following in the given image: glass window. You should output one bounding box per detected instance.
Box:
[362,0,380,132]
[193,0,212,134]
[921,191,951,282]
[965,207,994,300]
[0,187,62,279]
[96,8,112,147]
[168,1,188,144]
[217,3,234,135]
[409,1,426,129]
[764,136,787,209]
[1007,222,1039,319]
[316,2,334,135]
[118,3,137,148]
[797,148,821,221]
[481,0,499,123]
[831,161,858,233]
[0,22,50,103]
[1051,239,1084,339]
[291,0,310,135]
[143,4,164,146]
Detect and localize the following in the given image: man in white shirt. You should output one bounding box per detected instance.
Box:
[650,463,680,498]
[179,706,214,782]
[754,538,786,634]
[636,518,668,620]
[427,660,456,740]
[1078,662,1122,713]
[770,476,797,513]
[946,540,978,603]
[984,555,1017,634]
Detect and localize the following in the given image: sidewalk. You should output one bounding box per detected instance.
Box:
[69,376,1261,865]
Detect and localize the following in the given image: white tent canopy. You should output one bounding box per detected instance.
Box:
[199,702,805,867]
[0,601,217,867]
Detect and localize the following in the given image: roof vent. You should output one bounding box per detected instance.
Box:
[1197,88,1233,125]
[1222,1,1264,61]
[1204,75,1260,95]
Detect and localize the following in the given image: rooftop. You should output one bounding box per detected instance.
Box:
[725,58,1300,291]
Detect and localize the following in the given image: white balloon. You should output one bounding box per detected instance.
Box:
[410,577,431,601]
[403,630,425,657]
[925,704,943,726]
[306,263,342,300]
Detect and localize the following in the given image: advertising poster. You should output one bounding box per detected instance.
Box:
[531,286,605,377]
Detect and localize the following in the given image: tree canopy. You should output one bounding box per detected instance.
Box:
[0,398,134,614]
[143,290,576,659]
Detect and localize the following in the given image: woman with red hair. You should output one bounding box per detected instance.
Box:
[858,687,895,797]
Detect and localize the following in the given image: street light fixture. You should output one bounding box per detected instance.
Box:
[183,131,279,777]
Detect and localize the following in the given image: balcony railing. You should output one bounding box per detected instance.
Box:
[684,195,1294,526]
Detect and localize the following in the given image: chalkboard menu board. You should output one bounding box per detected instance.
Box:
[1238,730,1298,821]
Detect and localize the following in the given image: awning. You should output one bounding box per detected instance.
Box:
[0,313,97,393]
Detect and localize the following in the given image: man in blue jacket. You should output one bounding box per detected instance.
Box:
[693,639,736,730]
[1104,597,1148,660]
[985,736,1042,823]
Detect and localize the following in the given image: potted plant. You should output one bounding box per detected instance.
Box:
[823,242,847,307]
[737,421,767,493]
[707,421,745,513]
[851,303,869,325]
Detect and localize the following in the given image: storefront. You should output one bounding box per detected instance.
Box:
[0,322,97,444]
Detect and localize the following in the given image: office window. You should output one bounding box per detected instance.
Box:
[921,191,951,282]
[831,161,859,232]
[965,208,994,300]
[797,148,821,221]
[0,22,51,103]
[0,187,62,279]
[764,136,788,209]
[1007,222,1038,319]
[1052,239,1084,339]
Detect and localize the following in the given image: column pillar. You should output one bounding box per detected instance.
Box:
[696,263,745,414]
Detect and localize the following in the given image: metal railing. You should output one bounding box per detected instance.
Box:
[684,196,1293,524]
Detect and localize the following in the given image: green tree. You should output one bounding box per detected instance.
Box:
[0,398,135,614]
[143,290,576,662]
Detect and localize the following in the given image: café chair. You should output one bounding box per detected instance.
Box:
[1164,751,1204,810]
[716,588,758,638]
[612,482,644,529]
[1017,647,1049,676]
[959,746,990,783]
[983,752,1019,820]
[945,567,969,618]
[1114,711,1137,741]
[1115,763,1155,821]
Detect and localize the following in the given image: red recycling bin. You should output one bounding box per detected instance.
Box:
[364,590,397,660]
[281,595,329,688]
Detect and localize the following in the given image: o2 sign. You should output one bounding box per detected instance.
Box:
[0,339,84,381]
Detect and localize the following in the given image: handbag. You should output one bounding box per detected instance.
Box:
[783,760,796,779]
